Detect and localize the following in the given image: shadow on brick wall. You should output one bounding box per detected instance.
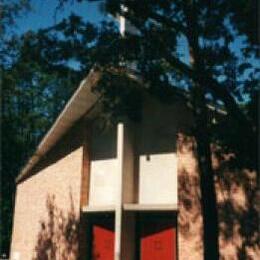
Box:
[215,152,259,260]
[177,133,259,260]
[33,192,79,260]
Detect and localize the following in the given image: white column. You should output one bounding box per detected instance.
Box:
[119,15,126,36]
[115,123,124,260]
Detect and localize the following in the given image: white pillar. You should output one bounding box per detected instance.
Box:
[119,15,126,36]
[115,123,124,260]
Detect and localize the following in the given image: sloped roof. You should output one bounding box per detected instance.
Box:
[16,69,101,183]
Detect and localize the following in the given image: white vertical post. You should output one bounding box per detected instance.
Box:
[119,4,128,37]
[118,5,139,37]
[115,123,124,260]
[119,15,126,37]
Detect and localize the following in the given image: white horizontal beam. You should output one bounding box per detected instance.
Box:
[123,203,178,211]
[82,205,115,213]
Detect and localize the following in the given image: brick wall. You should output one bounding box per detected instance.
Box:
[10,122,84,260]
[177,134,259,260]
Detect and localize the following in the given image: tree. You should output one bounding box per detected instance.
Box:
[1,1,31,254]
[60,0,258,258]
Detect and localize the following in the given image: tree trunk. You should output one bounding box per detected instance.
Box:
[185,2,220,256]
[192,86,219,260]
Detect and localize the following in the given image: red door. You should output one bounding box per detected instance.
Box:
[92,218,115,260]
[140,215,176,260]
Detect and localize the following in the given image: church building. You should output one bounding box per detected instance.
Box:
[10,15,258,260]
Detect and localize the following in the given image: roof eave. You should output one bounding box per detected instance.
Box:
[16,69,101,184]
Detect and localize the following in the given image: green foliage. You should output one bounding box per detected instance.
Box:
[0,0,31,37]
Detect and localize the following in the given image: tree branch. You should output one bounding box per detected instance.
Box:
[164,53,254,131]
[149,11,187,35]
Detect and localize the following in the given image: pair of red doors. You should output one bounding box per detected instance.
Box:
[91,215,176,260]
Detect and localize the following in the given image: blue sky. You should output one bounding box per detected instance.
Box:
[15,0,105,34]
